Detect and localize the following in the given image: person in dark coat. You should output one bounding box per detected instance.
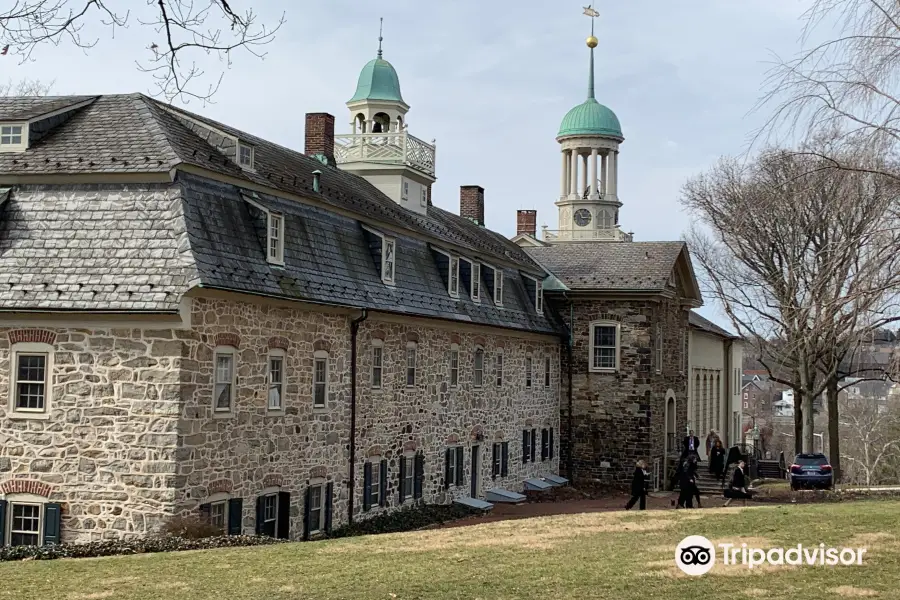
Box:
[688,454,702,508]
[723,460,754,506]
[681,430,701,459]
[676,458,696,508]
[709,439,726,480]
[625,459,649,510]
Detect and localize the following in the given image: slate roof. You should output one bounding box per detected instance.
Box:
[0,95,96,121]
[0,93,558,332]
[524,242,688,292]
[689,311,738,339]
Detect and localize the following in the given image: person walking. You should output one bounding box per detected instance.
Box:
[676,457,696,508]
[681,430,701,460]
[688,454,702,508]
[709,439,726,480]
[723,460,754,507]
[625,459,649,510]
[705,429,720,457]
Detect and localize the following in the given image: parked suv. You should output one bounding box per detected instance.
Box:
[789,453,833,490]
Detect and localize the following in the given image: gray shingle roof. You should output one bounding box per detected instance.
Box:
[0,95,97,121]
[689,311,738,339]
[524,242,688,291]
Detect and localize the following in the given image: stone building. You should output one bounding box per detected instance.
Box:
[0,23,736,546]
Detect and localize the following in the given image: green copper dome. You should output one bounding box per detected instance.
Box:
[558,98,622,139]
[349,57,404,104]
[558,46,623,140]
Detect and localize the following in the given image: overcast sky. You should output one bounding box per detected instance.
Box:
[3,0,817,329]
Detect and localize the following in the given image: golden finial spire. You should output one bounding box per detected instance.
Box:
[584,5,599,48]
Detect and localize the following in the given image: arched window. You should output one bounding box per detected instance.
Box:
[474,347,484,388]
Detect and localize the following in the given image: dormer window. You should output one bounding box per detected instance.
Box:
[0,124,26,152]
[471,263,481,302]
[449,257,460,297]
[238,142,254,169]
[267,212,284,265]
[382,237,396,285]
[494,269,503,306]
[536,281,543,314]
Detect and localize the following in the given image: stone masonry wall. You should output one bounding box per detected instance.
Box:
[0,326,184,543]
[555,296,689,487]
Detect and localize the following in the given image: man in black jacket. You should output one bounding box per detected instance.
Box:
[625,460,649,510]
[681,430,701,459]
[723,460,754,506]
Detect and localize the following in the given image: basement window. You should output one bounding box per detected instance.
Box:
[0,124,26,152]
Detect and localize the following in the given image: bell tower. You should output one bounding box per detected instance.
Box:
[544,6,632,243]
[334,19,437,216]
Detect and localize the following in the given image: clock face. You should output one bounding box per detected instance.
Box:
[574,208,592,227]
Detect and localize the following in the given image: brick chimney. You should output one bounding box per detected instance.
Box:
[460,186,485,226]
[516,210,537,237]
[304,113,335,166]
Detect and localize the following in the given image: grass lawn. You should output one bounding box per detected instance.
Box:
[3,501,900,600]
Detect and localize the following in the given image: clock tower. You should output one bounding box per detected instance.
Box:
[543,11,632,244]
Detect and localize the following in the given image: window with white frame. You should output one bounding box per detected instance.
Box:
[210,500,227,531]
[214,347,236,412]
[589,322,619,372]
[267,212,284,264]
[313,351,328,407]
[471,263,481,302]
[382,237,396,284]
[10,343,52,414]
[495,351,503,387]
[238,142,254,169]
[420,187,427,207]
[744,401,749,409]
[655,323,663,374]
[544,356,551,387]
[474,347,484,388]
[267,350,284,411]
[0,124,25,151]
[525,356,533,388]
[494,269,504,305]
[406,342,417,386]
[402,455,415,498]
[536,282,543,314]
[372,341,383,389]
[9,502,40,546]
[307,484,324,534]
[450,344,459,387]
[370,460,381,506]
[447,448,458,484]
[449,257,459,297]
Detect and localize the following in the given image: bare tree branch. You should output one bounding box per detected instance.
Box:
[0,1,284,103]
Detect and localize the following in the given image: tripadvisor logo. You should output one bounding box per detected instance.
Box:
[675,536,867,576]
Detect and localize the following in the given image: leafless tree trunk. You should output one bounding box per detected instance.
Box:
[826,375,841,479]
[839,396,900,486]
[0,1,284,102]
[682,140,900,454]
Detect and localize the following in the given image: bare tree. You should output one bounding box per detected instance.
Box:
[839,396,900,486]
[0,77,53,96]
[0,1,284,102]
[681,139,900,454]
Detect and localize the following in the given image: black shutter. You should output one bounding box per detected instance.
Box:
[302,487,312,541]
[501,442,509,477]
[199,502,211,524]
[276,492,290,539]
[379,459,388,507]
[492,444,499,479]
[413,453,424,499]
[398,455,407,503]
[522,430,529,463]
[549,428,555,460]
[444,448,452,490]
[541,429,549,461]
[363,461,373,511]
[227,498,243,535]
[255,496,265,536]
[455,447,464,485]
[530,429,537,463]
[0,500,6,547]
[43,503,62,545]
[324,482,334,534]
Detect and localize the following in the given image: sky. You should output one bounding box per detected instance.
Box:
[1,0,817,329]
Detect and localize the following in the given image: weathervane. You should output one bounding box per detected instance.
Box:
[583,4,600,47]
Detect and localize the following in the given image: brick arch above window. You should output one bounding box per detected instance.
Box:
[494,431,505,441]
[309,466,327,479]
[402,440,418,452]
[313,339,332,353]
[469,425,484,440]
[206,479,233,495]
[594,313,622,322]
[366,445,384,458]
[449,333,461,345]
[473,336,486,347]
[215,333,241,349]
[370,329,386,341]
[267,336,289,351]
[7,329,56,346]
[262,474,284,488]
[1,479,51,497]
[403,332,419,344]
[446,434,460,445]
[524,418,534,427]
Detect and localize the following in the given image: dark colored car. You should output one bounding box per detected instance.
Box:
[789,453,833,490]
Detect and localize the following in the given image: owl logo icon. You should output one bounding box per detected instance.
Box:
[675,536,716,576]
